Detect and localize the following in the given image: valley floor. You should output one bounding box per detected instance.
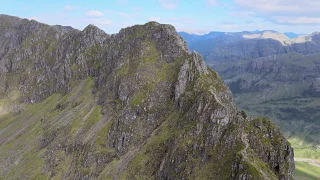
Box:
[295,158,320,168]
[294,160,320,180]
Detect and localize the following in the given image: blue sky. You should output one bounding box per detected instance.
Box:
[1,0,320,34]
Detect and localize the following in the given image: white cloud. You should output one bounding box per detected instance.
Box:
[85,10,104,17]
[158,0,179,9]
[85,11,111,25]
[235,0,320,15]
[91,18,112,25]
[64,5,74,11]
[234,0,320,25]
[149,16,161,21]
[206,0,218,6]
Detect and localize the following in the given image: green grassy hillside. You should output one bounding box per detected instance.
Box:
[294,161,320,180]
[0,78,106,179]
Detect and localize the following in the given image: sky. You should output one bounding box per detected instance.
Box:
[1,0,320,35]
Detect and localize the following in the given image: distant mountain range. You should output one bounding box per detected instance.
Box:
[179,31,303,43]
[180,30,320,162]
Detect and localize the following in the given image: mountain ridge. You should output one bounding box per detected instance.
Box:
[179,30,309,41]
[0,14,294,179]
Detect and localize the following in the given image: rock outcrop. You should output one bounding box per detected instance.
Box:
[0,15,294,179]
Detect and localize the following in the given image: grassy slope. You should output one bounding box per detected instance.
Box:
[294,161,320,180]
[0,77,109,179]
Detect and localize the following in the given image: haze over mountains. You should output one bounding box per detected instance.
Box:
[179,30,320,163]
[180,31,304,46]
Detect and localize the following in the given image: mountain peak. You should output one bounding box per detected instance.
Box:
[82,24,109,44]
[242,30,290,45]
[83,24,105,33]
[119,21,177,36]
[53,25,76,33]
[118,21,188,54]
[0,15,294,179]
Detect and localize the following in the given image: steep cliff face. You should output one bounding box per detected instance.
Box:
[181,30,320,162]
[0,15,294,179]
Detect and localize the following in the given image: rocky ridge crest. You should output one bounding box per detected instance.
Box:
[0,15,294,179]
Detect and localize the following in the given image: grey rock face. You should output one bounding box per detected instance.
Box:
[0,15,294,179]
[192,51,208,74]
